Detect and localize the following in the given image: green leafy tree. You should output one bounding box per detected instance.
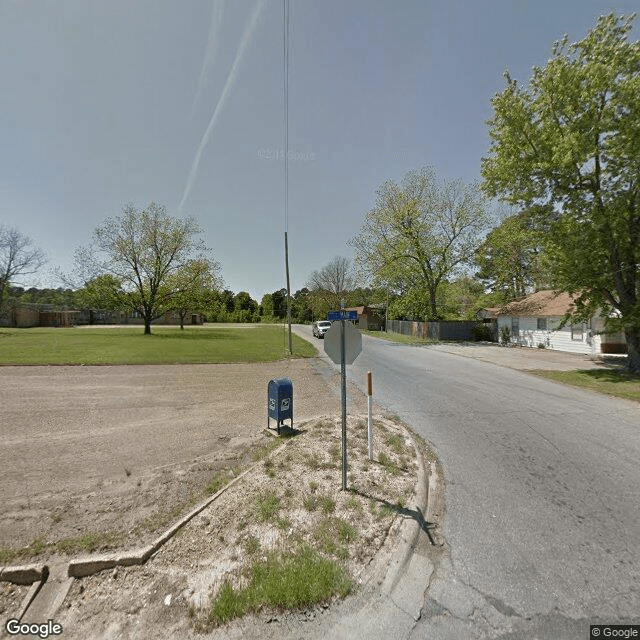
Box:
[76,274,130,313]
[387,288,432,321]
[88,203,214,334]
[167,258,222,329]
[481,13,640,371]
[475,209,549,299]
[260,289,288,320]
[439,276,487,319]
[233,291,258,313]
[231,291,259,323]
[9,286,78,307]
[351,167,490,320]
[260,293,275,318]
[291,288,313,323]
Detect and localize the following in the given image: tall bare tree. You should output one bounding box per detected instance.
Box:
[0,225,46,309]
[306,256,355,312]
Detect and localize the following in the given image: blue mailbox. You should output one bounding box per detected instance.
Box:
[267,377,293,434]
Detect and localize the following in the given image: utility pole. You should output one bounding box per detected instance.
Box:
[283,0,292,355]
[285,232,292,355]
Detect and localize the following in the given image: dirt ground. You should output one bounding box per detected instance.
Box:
[0,357,369,558]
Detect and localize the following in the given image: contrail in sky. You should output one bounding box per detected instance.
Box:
[191,0,225,114]
[179,0,266,213]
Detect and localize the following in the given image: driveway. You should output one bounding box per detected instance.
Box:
[425,341,626,371]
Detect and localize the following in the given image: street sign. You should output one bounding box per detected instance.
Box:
[328,310,358,321]
[324,320,362,365]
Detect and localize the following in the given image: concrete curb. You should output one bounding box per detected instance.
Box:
[310,418,440,640]
[353,417,436,596]
[382,426,430,596]
[0,564,48,585]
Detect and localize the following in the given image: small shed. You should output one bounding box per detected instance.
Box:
[343,306,384,331]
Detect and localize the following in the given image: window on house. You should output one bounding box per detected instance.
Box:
[537,318,548,331]
[511,318,519,336]
[571,323,584,341]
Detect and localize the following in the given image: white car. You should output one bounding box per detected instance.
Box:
[312,320,332,338]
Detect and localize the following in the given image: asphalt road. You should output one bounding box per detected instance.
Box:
[295,326,640,639]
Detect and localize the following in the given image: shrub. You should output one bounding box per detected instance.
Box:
[472,323,493,341]
[499,326,511,344]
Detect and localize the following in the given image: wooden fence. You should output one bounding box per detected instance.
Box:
[386,319,481,341]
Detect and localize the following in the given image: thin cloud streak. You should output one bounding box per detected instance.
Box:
[191,0,225,115]
[179,0,266,214]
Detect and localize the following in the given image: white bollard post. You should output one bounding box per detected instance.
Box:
[367,371,373,459]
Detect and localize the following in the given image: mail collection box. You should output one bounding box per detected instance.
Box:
[267,377,293,434]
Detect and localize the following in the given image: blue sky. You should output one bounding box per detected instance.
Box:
[1,0,637,302]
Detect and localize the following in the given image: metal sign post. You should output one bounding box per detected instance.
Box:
[324,306,362,491]
[367,371,373,459]
[340,318,347,490]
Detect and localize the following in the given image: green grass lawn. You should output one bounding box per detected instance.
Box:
[0,325,316,365]
[528,368,640,403]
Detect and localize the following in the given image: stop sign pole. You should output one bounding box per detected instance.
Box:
[340,316,347,491]
[325,304,362,491]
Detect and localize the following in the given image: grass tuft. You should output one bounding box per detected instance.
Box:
[208,546,351,626]
[378,452,401,476]
[256,491,281,522]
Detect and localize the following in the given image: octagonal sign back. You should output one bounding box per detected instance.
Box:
[324,320,362,365]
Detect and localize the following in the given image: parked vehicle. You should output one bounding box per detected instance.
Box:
[312,320,332,338]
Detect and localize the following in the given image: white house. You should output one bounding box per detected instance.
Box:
[496,290,627,356]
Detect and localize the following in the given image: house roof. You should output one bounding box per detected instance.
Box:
[478,307,501,319]
[344,306,366,315]
[498,290,577,318]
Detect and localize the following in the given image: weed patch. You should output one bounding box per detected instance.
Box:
[378,452,401,476]
[256,491,281,522]
[207,546,351,627]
